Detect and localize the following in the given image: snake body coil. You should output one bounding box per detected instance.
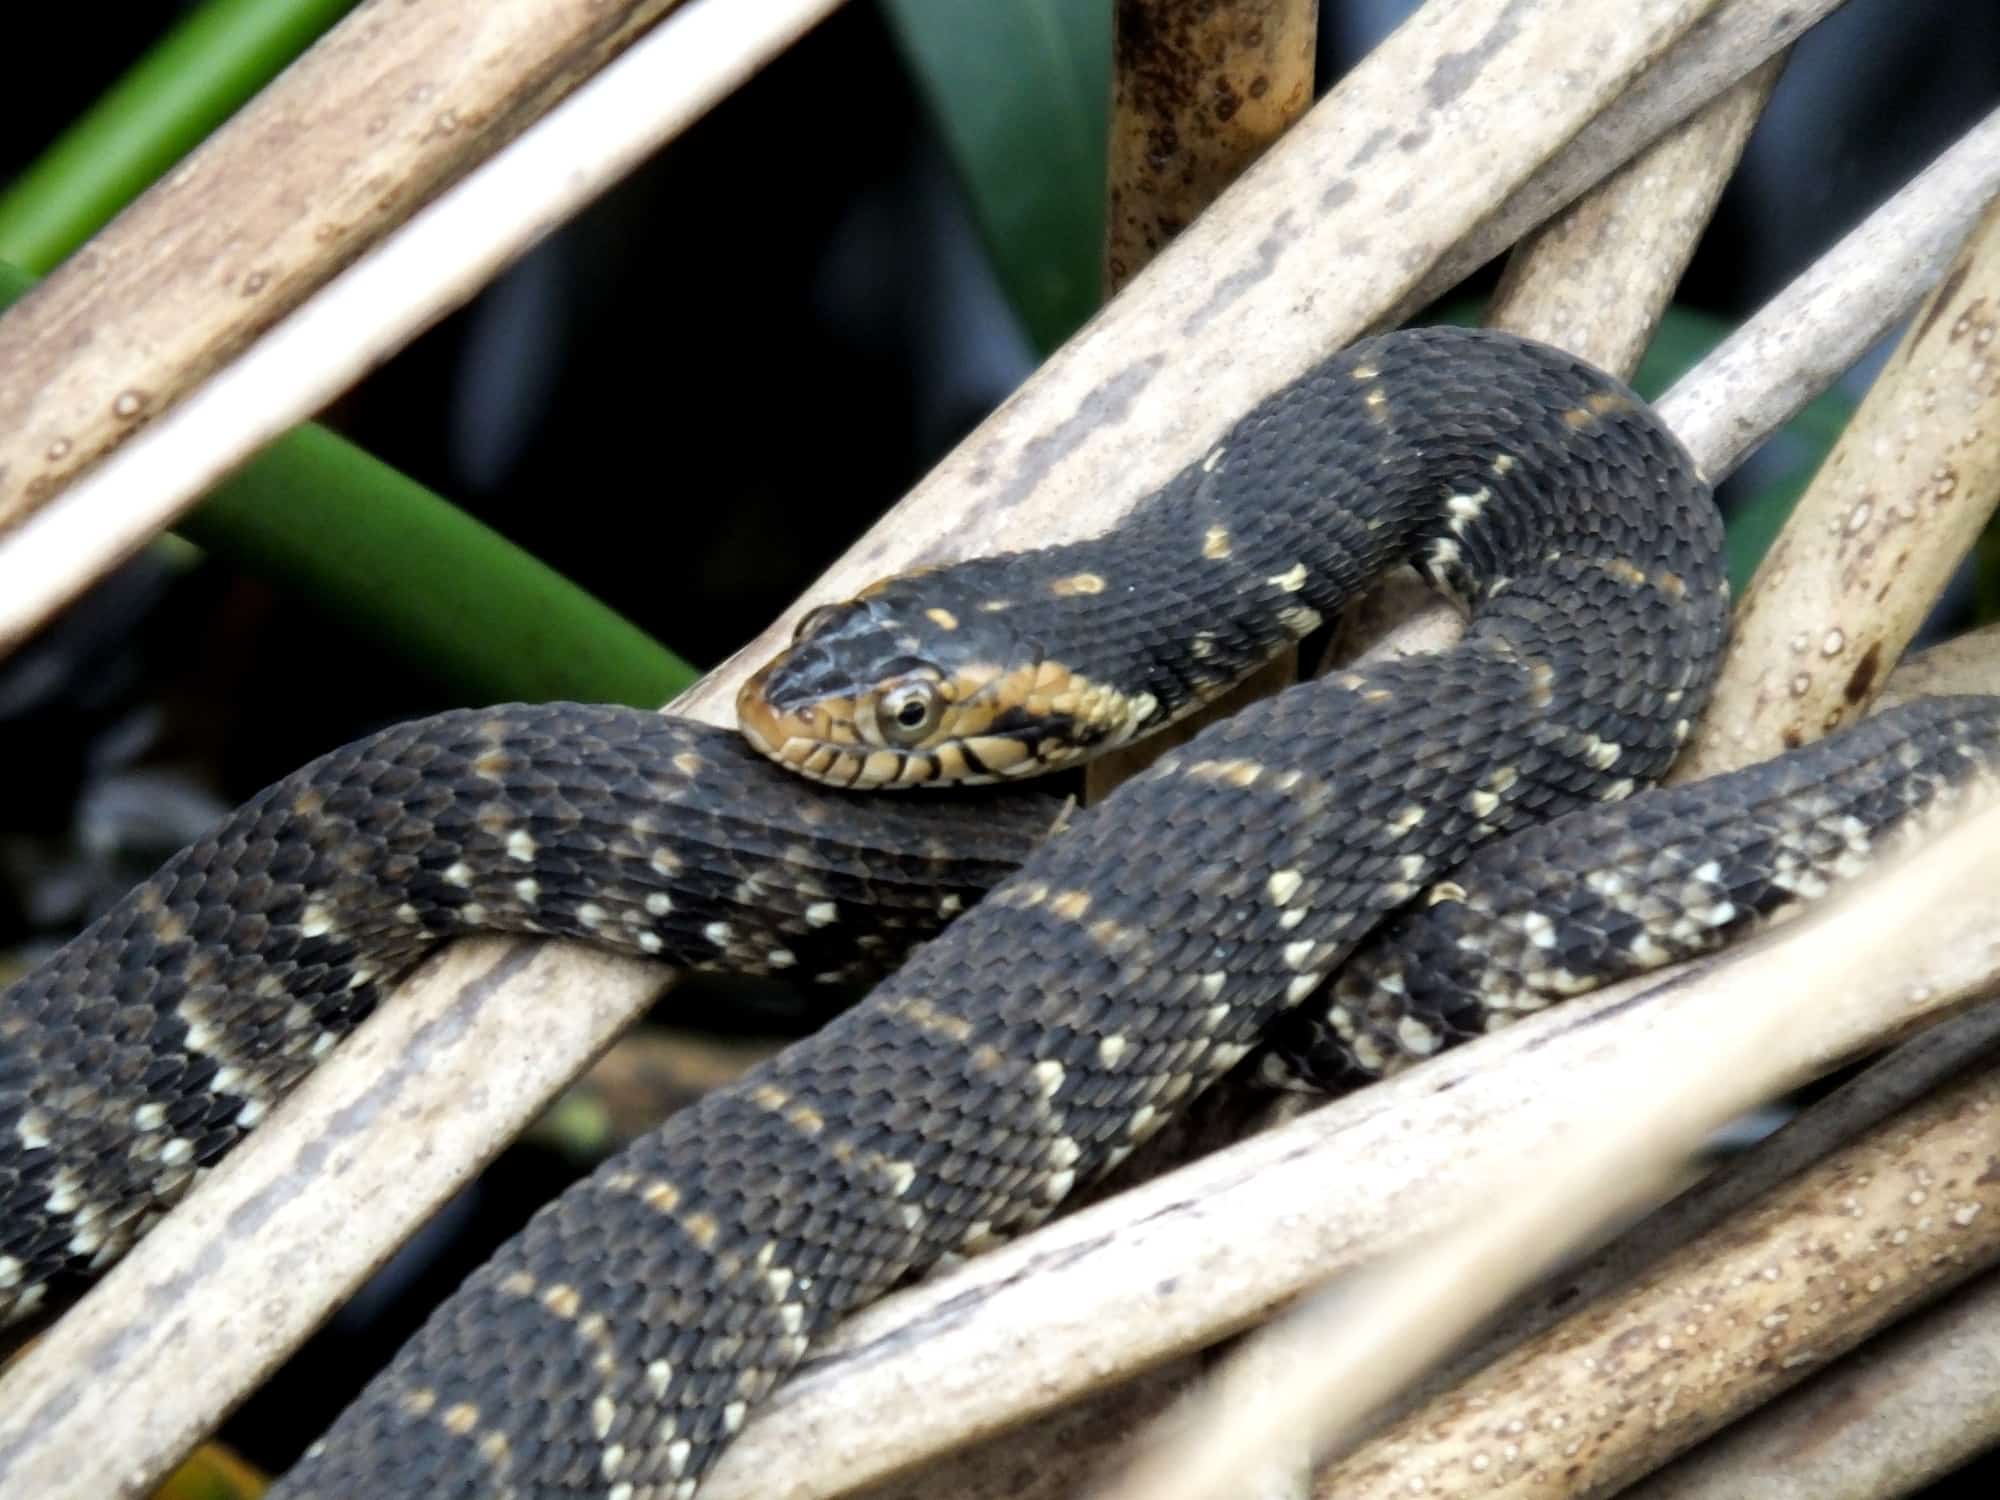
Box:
[0,328,1990,1497]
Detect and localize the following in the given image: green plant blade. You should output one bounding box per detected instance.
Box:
[0,0,361,273]
[882,0,1109,354]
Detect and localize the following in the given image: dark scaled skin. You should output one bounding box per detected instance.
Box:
[273,327,1740,1496]
[1271,693,2000,1089]
[0,708,1058,1327]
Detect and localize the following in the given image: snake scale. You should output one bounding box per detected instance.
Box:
[2,328,1994,1497]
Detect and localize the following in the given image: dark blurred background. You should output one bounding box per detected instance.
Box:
[1,0,1997,1485]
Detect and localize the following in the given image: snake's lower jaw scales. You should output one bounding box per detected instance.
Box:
[1,328,1990,1497]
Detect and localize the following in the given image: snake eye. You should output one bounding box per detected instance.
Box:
[878,680,944,746]
[793,604,845,642]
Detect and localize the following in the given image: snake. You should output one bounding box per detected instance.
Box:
[1,327,1994,1498]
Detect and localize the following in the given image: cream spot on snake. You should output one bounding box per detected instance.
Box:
[1279,908,1307,929]
[938,893,963,917]
[704,921,734,947]
[460,901,488,926]
[806,901,838,926]
[592,1396,618,1440]
[442,1402,480,1436]
[577,902,609,931]
[159,1138,194,1166]
[395,901,421,925]
[1267,562,1309,593]
[925,607,959,631]
[1202,445,1227,472]
[506,829,537,862]
[133,1102,166,1131]
[600,1444,626,1480]
[1203,525,1233,559]
[1097,1033,1128,1066]
[723,1400,749,1434]
[1285,973,1324,1003]
[1199,971,1227,1000]
[672,751,703,776]
[542,1283,582,1318]
[1050,572,1107,597]
[1282,940,1317,971]
[646,892,673,916]
[1600,777,1636,801]
[1446,487,1490,531]
[1520,911,1557,950]
[766,948,797,968]
[1049,889,1092,921]
[1280,604,1324,634]
[0,1255,26,1290]
[1492,452,1516,476]
[1041,1168,1078,1201]
[514,878,541,906]
[978,598,1013,613]
[1387,804,1426,834]
[1467,789,1500,817]
[639,932,663,953]
[1126,1103,1158,1139]
[236,1098,267,1128]
[298,903,334,938]
[647,1360,675,1398]
[1031,1059,1066,1096]
[401,1388,437,1417]
[642,1179,681,1214]
[442,862,473,888]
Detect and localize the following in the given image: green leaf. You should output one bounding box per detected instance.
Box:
[882,0,1110,353]
[0,0,362,273]
[2,258,693,707]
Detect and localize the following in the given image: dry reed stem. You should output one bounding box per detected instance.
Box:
[1379,0,1842,329]
[1487,56,1782,377]
[0,0,685,531]
[1675,189,2000,781]
[1103,0,1317,294]
[1655,105,2000,483]
[0,0,845,654]
[1630,1266,2000,1500]
[1310,1043,2000,1500]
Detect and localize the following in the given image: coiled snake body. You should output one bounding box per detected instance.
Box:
[2,328,1994,1496]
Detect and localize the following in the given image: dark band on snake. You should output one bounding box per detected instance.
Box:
[1,327,1991,1498]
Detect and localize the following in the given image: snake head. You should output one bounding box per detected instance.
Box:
[736,579,1143,789]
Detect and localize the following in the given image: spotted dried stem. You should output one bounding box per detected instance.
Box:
[1674,189,2000,781]
[1305,1049,2000,1500]
[1628,1266,2000,1500]
[1103,0,1317,296]
[0,0,686,532]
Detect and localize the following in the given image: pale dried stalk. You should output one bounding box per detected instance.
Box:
[1675,189,2000,781]
[1090,793,2000,1500]
[1312,1055,2000,1500]
[0,0,845,655]
[1631,1267,2000,1500]
[1487,56,1782,377]
[1877,620,2000,705]
[1104,0,1317,293]
[1655,103,2000,482]
[0,0,684,531]
[1412,998,2000,1407]
[1380,0,1842,328]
